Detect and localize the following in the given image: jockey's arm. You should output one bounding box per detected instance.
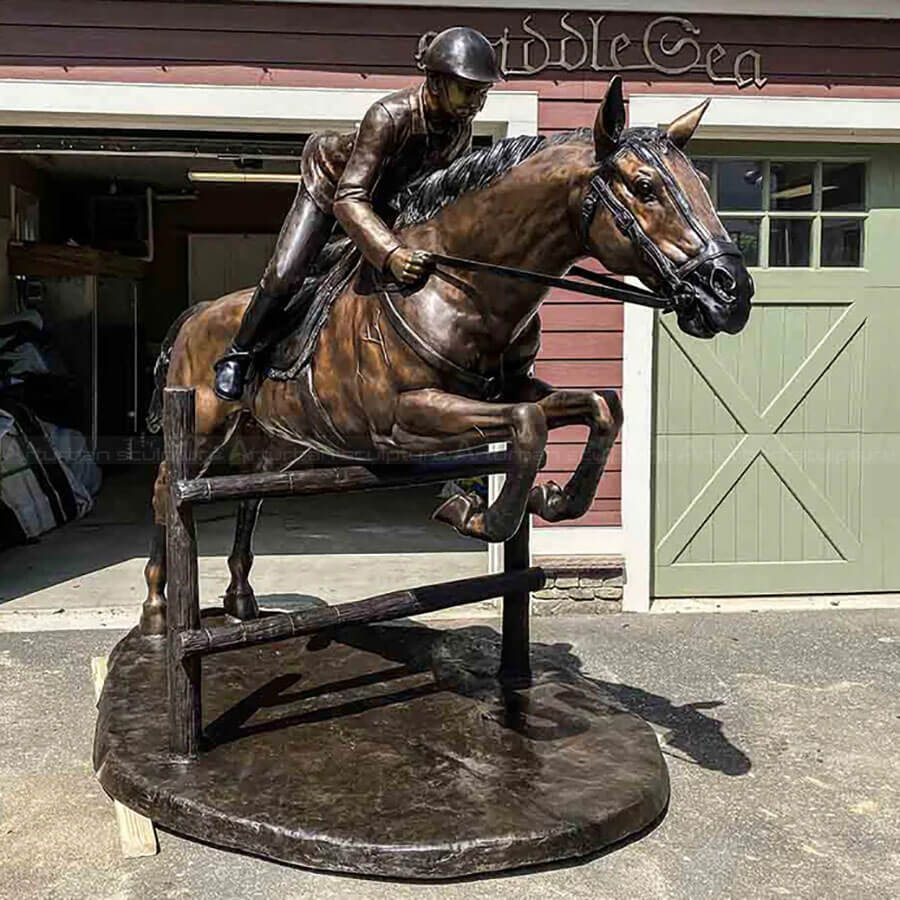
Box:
[332,102,420,279]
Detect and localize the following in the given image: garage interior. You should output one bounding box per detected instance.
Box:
[0,127,484,610]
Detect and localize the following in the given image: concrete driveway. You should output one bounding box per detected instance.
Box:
[1,609,897,899]
[0,465,487,629]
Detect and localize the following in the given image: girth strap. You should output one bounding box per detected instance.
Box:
[379,288,508,400]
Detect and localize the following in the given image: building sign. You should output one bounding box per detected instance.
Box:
[420,14,767,89]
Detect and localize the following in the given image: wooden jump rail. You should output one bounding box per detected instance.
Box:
[178,567,545,658]
[163,387,538,760]
[173,448,518,506]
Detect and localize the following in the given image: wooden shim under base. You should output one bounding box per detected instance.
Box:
[91,656,159,858]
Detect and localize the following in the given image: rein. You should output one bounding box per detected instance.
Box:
[378,133,743,400]
[428,252,675,312]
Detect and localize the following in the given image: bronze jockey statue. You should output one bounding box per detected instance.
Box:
[213,26,503,401]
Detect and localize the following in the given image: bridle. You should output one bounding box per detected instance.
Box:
[581,137,744,309]
[425,135,743,315]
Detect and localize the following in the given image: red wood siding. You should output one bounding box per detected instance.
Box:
[535,273,623,527]
[0,4,896,91]
[1,2,894,529]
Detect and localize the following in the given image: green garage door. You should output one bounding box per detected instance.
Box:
[653,142,900,598]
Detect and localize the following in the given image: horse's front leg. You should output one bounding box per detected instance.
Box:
[506,377,622,523]
[392,389,547,543]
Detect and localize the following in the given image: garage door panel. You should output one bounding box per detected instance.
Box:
[779,320,866,433]
[748,304,849,415]
[655,560,868,598]
[654,434,745,543]
[704,304,843,414]
[654,144,900,598]
[863,434,900,587]
[655,302,867,586]
[859,288,900,428]
[675,452,842,565]
[656,320,743,436]
[779,433,863,541]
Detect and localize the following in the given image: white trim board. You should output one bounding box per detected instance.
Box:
[531,526,624,557]
[242,1,900,19]
[0,79,538,138]
[620,298,655,613]
[630,95,900,143]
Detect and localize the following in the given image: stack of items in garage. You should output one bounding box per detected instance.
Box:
[0,307,101,548]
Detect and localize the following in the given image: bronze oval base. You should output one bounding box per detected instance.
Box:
[94,616,669,879]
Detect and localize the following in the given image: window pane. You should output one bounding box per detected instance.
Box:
[822,163,865,211]
[770,161,814,211]
[721,217,760,267]
[717,160,763,211]
[821,218,863,267]
[770,219,812,267]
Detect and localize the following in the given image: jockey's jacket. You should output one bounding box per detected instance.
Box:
[300,83,473,272]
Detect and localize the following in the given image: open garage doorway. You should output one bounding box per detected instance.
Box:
[0,124,489,620]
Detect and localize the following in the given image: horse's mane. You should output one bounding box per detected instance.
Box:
[393,128,593,228]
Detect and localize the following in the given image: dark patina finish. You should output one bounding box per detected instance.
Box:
[93,80,758,878]
[95,620,669,878]
[417,25,505,84]
[142,78,753,637]
[214,26,498,401]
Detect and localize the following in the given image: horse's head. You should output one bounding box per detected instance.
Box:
[583,77,753,338]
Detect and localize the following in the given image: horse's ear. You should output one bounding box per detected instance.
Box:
[594,75,626,160]
[666,98,711,149]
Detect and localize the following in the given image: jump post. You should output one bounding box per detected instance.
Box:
[163,386,542,759]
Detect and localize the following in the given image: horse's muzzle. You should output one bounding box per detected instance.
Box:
[684,257,754,337]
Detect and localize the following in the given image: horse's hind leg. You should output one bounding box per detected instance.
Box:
[140,461,169,635]
[224,497,262,621]
[139,421,241,634]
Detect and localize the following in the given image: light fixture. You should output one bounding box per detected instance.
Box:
[770,183,813,200]
[187,171,301,184]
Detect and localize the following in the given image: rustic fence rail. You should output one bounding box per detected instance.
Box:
[174,448,517,506]
[162,386,539,759]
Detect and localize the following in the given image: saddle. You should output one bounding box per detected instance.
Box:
[266,236,361,381]
[264,236,541,401]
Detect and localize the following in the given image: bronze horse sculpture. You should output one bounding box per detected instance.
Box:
[141,79,752,635]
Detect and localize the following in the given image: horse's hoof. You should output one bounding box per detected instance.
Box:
[528,480,571,522]
[139,600,167,636]
[432,492,487,540]
[224,589,259,621]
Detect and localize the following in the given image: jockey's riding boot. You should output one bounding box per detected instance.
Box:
[213,345,254,401]
[213,284,282,401]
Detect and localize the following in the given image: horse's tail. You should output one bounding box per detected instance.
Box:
[145,302,210,433]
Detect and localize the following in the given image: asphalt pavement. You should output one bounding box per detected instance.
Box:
[1,609,898,900]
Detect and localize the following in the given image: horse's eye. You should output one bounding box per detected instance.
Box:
[634,178,655,202]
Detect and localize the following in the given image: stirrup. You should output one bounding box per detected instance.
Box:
[216,347,254,367]
[214,348,254,401]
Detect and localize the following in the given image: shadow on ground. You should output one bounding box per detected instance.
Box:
[204,605,752,778]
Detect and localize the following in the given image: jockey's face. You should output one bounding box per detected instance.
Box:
[428,74,491,123]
